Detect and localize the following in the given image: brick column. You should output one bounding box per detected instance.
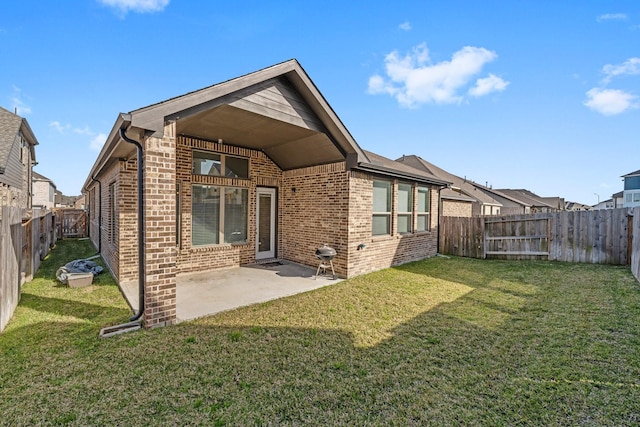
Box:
[143,122,177,328]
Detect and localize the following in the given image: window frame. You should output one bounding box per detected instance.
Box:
[416,186,430,232]
[372,179,392,236]
[191,184,249,247]
[192,150,249,179]
[397,182,413,234]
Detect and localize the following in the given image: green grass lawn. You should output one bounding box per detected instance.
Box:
[1,240,640,426]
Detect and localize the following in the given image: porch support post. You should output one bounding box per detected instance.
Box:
[143,122,177,328]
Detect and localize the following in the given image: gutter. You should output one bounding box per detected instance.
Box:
[355,163,450,187]
[119,127,145,323]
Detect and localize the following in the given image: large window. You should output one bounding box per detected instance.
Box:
[372,180,392,236]
[193,150,249,179]
[192,185,248,246]
[397,183,413,233]
[417,186,430,231]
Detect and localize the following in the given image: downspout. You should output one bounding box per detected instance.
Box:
[90,176,102,254]
[119,127,145,322]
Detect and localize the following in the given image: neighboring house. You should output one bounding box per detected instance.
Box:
[493,189,562,213]
[395,155,502,217]
[0,106,38,211]
[622,170,640,208]
[592,199,615,210]
[464,183,532,215]
[612,191,624,208]
[82,59,449,328]
[565,201,591,211]
[74,194,86,209]
[32,171,57,209]
[55,192,78,208]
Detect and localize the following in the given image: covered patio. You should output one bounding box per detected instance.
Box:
[120,261,342,322]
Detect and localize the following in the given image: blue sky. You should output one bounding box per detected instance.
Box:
[2,0,638,205]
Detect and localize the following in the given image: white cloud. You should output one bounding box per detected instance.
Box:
[596,13,628,22]
[49,121,71,133]
[469,73,510,97]
[10,86,32,115]
[602,57,640,83]
[74,125,93,135]
[584,88,637,115]
[90,133,108,151]
[399,21,412,31]
[98,0,169,15]
[368,43,505,107]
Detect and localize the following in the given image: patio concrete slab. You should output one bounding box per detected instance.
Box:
[119,261,342,322]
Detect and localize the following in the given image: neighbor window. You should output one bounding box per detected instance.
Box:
[192,150,249,179]
[372,180,392,236]
[417,186,430,231]
[397,183,413,233]
[191,185,248,246]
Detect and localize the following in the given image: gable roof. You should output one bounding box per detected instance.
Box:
[494,189,557,209]
[622,169,640,178]
[357,150,450,186]
[0,106,38,173]
[85,60,374,190]
[396,155,501,205]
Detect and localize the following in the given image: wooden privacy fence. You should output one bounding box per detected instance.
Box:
[54,208,87,238]
[0,207,56,332]
[440,208,637,266]
[631,207,640,282]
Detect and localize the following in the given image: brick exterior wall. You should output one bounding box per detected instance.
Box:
[442,200,473,217]
[176,136,283,274]
[281,163,350,276]
[142,124,178,328]
[346,171,439,278]
[89,131,442,328]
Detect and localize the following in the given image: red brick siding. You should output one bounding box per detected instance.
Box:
[346,171,439,278]
[142,124,177,328]
[176,136,283,274]
[281,163,350,276]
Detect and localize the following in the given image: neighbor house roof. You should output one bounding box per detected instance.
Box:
[494,189,557,209]
[357,151,450,186]
[622,169,640,178]
[0,106,38,173]
[84,59,374,191]
[395,155,501,205]
[33,171,55,184]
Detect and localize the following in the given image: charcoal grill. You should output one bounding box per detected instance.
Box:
[315,244,336,280]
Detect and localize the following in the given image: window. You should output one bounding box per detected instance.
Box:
[417,186,430,231]
[635,193,640,203]
[191,185,248,246]
[397,183,413,233]
[108,182,116,242]
[372,180,392,236]
[192,150,249,179]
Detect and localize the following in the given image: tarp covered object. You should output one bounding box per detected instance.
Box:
[56,259,104,285]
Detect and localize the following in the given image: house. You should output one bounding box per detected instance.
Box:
[0,107,38,211]
[82,60,449,328]
[396,155,502,216]
[591,199,615,210]
[565,201,591,211]
[612,191,624,208]
[32,171,57,209]
[55,192,79,208]
[495,189,563,213]
[622,170,640,208]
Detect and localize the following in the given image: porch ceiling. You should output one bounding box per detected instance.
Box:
[176,104,345,170]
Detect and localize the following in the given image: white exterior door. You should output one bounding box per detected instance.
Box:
[256,188,276,260]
